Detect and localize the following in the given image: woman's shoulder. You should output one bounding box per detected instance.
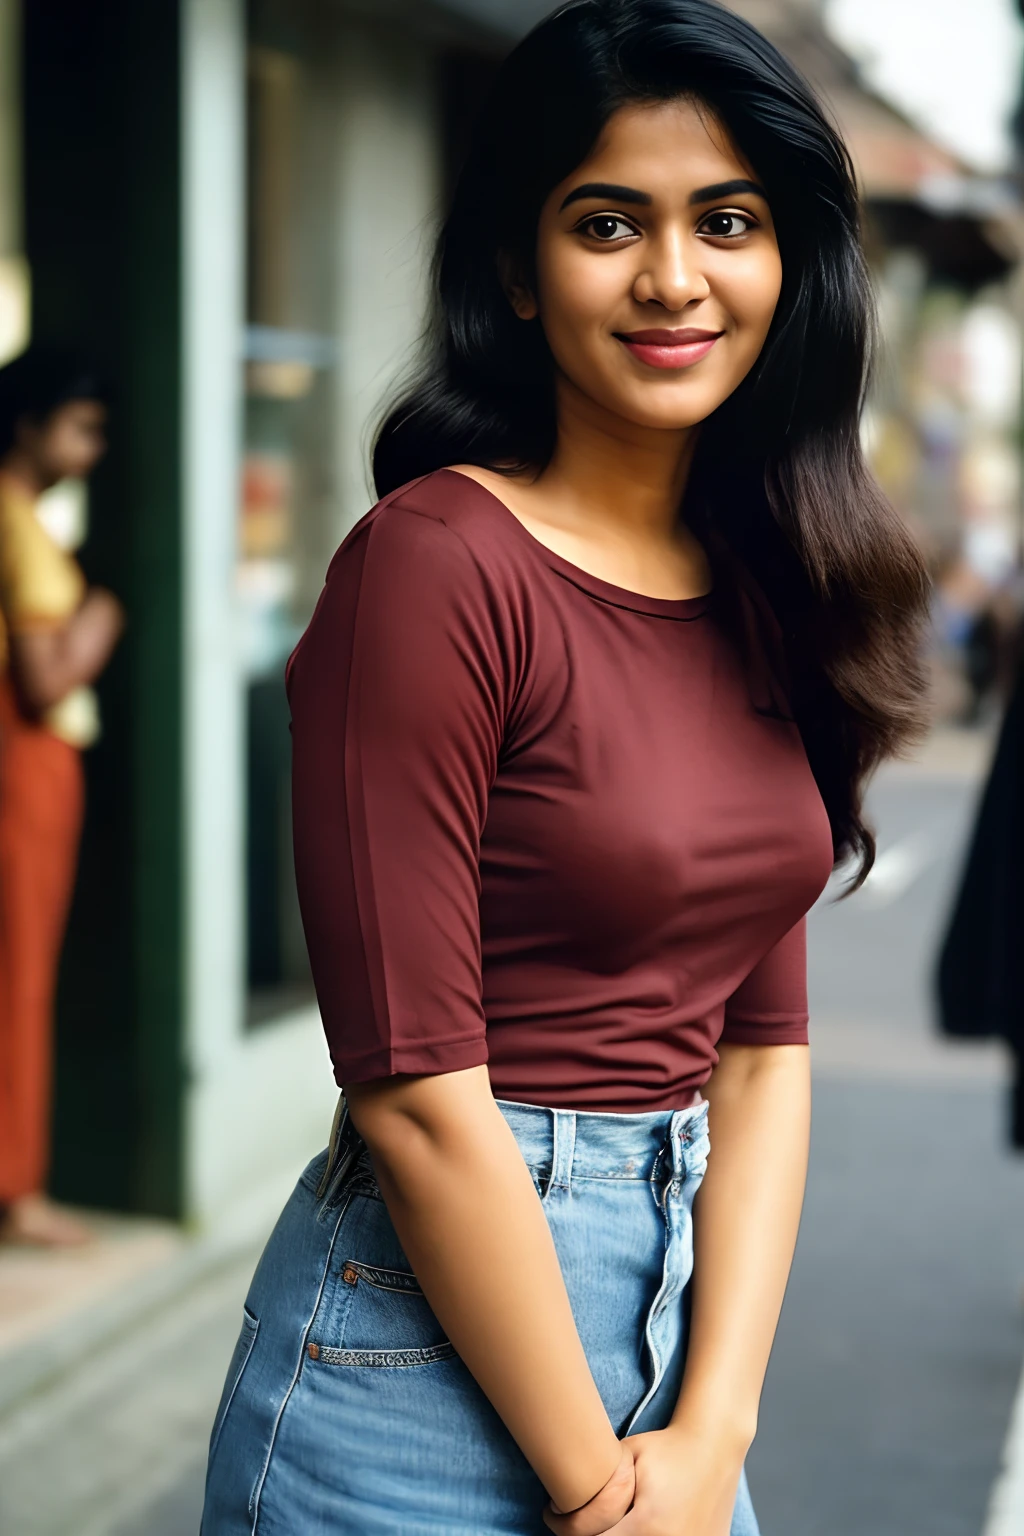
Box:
[0,478,85,622]
[334,467,534,593]
[367,465,521,541]
[292,469,538,697]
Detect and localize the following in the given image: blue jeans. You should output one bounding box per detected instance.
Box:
[202,1098,760,1535]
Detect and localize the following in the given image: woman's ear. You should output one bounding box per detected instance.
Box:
[497,252,539,321]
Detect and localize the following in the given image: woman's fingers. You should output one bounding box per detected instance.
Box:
[542,1495,632,1536]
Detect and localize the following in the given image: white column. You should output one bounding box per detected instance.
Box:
[181,0,247,1219]
[180,0,338,1228]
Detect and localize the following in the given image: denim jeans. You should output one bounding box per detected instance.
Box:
[202,1097,760,1536]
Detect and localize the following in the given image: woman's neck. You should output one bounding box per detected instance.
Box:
[454,374,711,602]
[0,451,47,501]
[530,376,696,544]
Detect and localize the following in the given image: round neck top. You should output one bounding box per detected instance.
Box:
[287,467,834,1111]
[454,469,713,620]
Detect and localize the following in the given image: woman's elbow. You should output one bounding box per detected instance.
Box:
[345,1065,495,1165]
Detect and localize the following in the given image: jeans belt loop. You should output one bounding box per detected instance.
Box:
[548,1108,577,1194]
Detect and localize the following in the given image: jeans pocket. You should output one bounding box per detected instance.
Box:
[309,1259,454,1368]
[208,1306,259,1461]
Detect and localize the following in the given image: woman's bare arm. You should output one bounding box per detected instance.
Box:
[674,1043,810,1447]
[346,1065,634,1519]
[10,587,124,713]
[545,1044,809,1536]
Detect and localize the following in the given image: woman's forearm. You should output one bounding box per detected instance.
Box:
[10,587,124,711]
[671,1043,811,1449]
[346,1065,623,1515]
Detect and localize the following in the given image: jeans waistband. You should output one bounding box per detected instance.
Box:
[316,1090,709,1202]
[494,1096,708,1183]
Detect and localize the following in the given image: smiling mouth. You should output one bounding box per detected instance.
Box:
[614,328,725,370]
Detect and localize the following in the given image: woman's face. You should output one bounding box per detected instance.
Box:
[519,98,782,433]
[17,398,108,486]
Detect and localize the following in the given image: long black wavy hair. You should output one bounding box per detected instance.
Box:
[0,345,109,458]
[374,0,930,882]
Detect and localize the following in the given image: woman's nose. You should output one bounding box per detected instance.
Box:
[632,232,711,311]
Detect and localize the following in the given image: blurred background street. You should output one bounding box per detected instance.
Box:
[0,0,1023,1532]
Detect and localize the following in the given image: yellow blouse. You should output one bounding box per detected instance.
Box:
[0,477,100,747]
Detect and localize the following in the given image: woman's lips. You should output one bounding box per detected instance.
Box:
[615,328,724,370]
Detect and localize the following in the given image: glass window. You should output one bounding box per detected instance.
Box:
[240,0,452,1025]
[241,6,339,1023]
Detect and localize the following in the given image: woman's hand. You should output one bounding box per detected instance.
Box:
[544,1427,743,1536]
[543,1443,637,1535]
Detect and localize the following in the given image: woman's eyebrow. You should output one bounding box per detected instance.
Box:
[559,177,767,213]
[688,178,766,204]
[559,181,652,211]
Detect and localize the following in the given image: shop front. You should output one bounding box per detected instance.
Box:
[29,0,1012,1227]
[21,0,509,1226]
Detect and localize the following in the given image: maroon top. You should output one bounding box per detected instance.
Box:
[287,469,834,1112]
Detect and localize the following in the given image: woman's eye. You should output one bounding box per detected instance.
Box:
[699,211,755,239]
[581,215,636,242]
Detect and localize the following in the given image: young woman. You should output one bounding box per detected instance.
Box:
[0,347,123,1246]
[202,2,928,1532]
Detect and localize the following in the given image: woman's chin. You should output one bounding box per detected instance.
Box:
[603,396,718,433]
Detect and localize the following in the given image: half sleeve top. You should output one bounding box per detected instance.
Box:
[287,468,834,1112]
[0,476,100,748]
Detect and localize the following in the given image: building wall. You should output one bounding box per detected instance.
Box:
[332,23,441,533]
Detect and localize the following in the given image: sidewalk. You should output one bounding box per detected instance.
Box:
[986,1364,1024,1536]
[0,1173,296,1535]
[0,1237,262,1536]
[0,1213,183,1406]
[0,1162,296,1415]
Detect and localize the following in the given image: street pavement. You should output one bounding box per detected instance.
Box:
[0,1248,255,1536]
[1,742,1022,1534]
[749,761,1024,1535]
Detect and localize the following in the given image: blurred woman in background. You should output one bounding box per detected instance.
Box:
[0,347,123,1247]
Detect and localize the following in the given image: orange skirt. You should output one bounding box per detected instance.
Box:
[0,676,84,1203]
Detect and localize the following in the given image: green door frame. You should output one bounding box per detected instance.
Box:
[22,0,185,1217]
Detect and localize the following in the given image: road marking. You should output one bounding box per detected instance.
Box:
[857,829,940,907]
[983,1350,1024,1536]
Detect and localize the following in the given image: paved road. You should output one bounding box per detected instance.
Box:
[749,765,1024,1536]
[2,751,1022,1535]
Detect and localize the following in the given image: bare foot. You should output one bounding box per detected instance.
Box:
[0,1193,94,1247]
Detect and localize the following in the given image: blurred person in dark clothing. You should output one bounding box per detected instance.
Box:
[0,347,123,1246]
[942,0,1024,1120]
[938,638,1024,1149]
[956,5,1024,1131]
[962,606,1000,723]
